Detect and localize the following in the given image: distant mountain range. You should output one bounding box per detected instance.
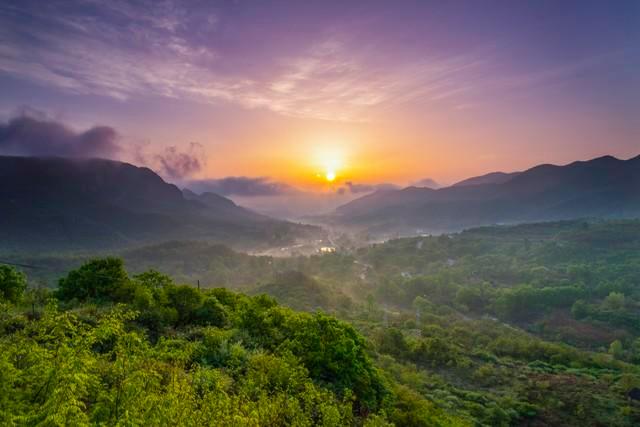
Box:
[452,171,521,187]
[411,178,442,189]
[3,154,639,251]
[332,155,640,236]
[0,156,317,252]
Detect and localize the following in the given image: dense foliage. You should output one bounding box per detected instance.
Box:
[3,219,640,425]
[0,264,26,303]
[0,261,466,426]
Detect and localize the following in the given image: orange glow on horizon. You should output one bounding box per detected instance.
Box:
[194,119,553,191]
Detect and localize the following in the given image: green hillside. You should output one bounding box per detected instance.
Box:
[3,219,640,425]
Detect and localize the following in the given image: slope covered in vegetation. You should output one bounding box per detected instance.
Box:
[0,260,461,426]
[3,219,640,425]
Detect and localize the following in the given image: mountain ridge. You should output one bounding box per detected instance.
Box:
[332,154,640,235]
[453,171,521,187]
[0,155,317,251]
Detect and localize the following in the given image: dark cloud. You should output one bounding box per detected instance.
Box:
[155,142,204,180]
[188,177,297,197]
[0,114,121,158]
[342,181,399,194]
[0,111,209,181]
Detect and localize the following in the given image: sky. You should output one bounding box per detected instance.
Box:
[0,0,639,211]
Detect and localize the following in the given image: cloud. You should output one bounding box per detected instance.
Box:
[155,142,204,180]
[0,1,492,122]
[187,177,297,197]
[0,1,625,124]
[0,111,205,180]
[0,113,121,158]
[342,181,399,194]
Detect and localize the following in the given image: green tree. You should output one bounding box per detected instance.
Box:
[609,340,624,359]
[23,284,50,317]
[376,327,409,358]
[167,285,203,325]
[133,270,174,289]
[0,264,27,303]
[571,299,589,319]
[455,286,486,312]
[603,292,625,311]
[56,258,131,302]
[285,312,390,413]
[195,296,228,327]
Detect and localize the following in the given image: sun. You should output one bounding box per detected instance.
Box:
[310,143,346,185]
[325,169,336,182]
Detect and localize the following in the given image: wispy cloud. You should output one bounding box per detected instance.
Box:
[0,1,491,122]
[0,1,615,122]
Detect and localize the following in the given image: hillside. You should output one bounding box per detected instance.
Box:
[252,270,352,312]
[0,156,318,251]
[0,261,404,426]
[3,220,640,425]
[333,155,640,236]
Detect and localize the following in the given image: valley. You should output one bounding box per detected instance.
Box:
[3,219,640,425]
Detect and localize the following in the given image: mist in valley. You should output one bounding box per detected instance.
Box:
[2,1,640,426]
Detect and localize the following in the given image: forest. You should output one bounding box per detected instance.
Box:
[2,219,640,426]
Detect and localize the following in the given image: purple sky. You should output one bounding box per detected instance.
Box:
[0,0,638,196]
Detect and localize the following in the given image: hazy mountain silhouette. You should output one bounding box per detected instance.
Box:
[412,178,442,189]
[0,156,316,251]
[453,171,521,187]
[333,155,640,235]
[182,188,244,213]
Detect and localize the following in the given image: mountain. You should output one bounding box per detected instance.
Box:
[335,186,437,218]
[0,156,317,251]
[453,171,521,187]
[181,188,259,221]
[332,155,640,235]
[412,178,442,189]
